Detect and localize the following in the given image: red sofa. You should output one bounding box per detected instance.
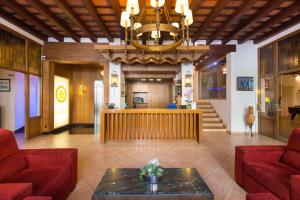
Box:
[236,128,300,200]
[0,129,77,200]
[247,193,280,200]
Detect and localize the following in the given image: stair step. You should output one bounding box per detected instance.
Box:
[203,123,224,128]
[203,128,227,133]
[203,113,218,118]
[197,105,213,109]
[203,118,222,123]
[201,109,216,113]
[196,101,211,105]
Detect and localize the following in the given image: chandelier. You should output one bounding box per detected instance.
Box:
[120,0,193,52]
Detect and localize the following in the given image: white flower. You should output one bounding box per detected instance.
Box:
[149,159,159,166]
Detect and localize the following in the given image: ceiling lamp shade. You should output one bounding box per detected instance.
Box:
[151,31,161,39]
[134,22,142,37]
[120,11,131,27]
[126,0,140,15]
[184,9,193,26]
[175,0,189,14]
[170,22,179,36]
[150,0,165,8]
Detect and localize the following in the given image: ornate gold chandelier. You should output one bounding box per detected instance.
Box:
[120,0,193,52]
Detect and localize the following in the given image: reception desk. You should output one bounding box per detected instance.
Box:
[100,109,203,143]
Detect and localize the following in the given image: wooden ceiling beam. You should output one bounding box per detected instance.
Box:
[222,0,284,44]
[53,0,97,42]
[192,0,230,43]
[190,0,204,10]
[108,0,122,38]
[27,0,80,42]
[0,0,63,41]
[254,14,300,44]
[238,1,300,44]
[82,0,113,42]
[0,11,48,41]
[206,0,256,44]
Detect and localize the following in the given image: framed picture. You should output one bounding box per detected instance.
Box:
[0,79,10,92]
[237,77,254,91]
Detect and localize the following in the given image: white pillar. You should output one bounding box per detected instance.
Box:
[109,62,125,108]
[181,62,194,105]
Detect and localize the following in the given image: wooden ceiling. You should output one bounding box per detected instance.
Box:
[0,0,299,44]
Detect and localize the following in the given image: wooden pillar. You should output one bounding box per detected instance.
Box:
[42,60,54,132]
[24,40,30,139]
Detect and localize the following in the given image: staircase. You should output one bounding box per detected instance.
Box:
[197,100,227,133]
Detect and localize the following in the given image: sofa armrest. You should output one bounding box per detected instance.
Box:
[0,183,32,200]
[291,175,300,200]
[235,145,285,186]
[23,196,52,200]
[22,148,78,188]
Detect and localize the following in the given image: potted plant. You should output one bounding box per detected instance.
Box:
[139,159,164,184]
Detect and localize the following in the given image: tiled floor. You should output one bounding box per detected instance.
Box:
[18,131,285,200]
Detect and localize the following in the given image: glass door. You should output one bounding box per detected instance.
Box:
[277,74,300,141]
[258,76,276,138]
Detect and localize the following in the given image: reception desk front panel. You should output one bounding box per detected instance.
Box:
[100,109,203,143]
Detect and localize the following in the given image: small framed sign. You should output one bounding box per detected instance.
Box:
[237,77,254,91]
[0,79,10,92]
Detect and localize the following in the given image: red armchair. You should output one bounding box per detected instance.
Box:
[0,129,77,200]
[236,128,300,200]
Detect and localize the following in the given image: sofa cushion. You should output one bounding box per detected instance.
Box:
[0,183,32,200]
[281,128,300,171]
[244,161,300,200]
[8,167,70,197]
[0,151,27,182]
[0,129,19,160]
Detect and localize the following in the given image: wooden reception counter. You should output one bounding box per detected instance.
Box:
[100,109,203,143]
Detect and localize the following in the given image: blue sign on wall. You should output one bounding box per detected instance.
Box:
[236,77,254,91]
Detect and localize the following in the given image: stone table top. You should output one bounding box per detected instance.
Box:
[93,168,214,200]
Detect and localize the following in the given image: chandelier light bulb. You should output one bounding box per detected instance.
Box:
[184,9,193,26]
[120,11,131,27]
[134,22,142,37]
[126,0,140,15]
[175,0,189,14]
[150,0,165,8]
[170,22,179,36]
[151,31,161,39]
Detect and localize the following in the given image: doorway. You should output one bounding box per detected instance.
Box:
[0,69,25,145]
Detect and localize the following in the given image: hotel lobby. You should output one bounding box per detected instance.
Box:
[0,0,300,200]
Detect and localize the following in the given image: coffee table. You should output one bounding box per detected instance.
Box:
[93,168,214,200]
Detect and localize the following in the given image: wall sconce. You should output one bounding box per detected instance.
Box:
[80,84,87,94]
[111,71,118,87]
[185,71,192,87]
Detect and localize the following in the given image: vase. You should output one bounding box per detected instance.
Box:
[147,175,158,184]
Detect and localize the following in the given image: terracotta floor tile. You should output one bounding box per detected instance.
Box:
[17,131,285,200]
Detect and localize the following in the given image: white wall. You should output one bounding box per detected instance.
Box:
[14,72,25,130]
[181,62,194,104]
[228,41,258,133]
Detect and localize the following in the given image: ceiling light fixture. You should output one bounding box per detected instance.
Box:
[121,0,193,52]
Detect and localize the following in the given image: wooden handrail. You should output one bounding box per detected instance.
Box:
[100,109,203,144]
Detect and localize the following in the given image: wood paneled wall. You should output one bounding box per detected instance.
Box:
[71,65,101,124]
[126,81,173,108]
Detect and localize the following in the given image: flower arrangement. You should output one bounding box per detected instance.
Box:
[139,159,164,183]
